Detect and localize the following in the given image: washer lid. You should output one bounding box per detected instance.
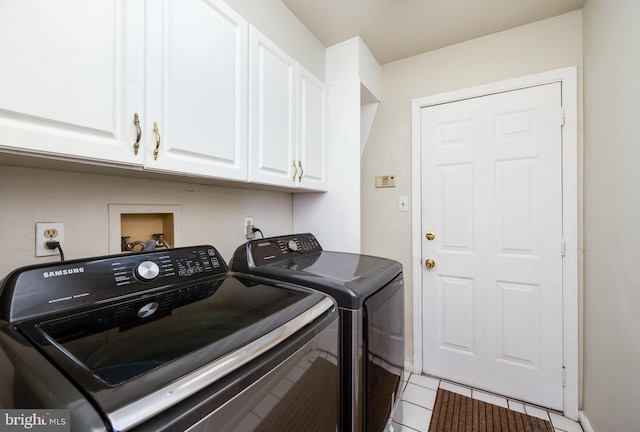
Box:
[17,275,334,430]
[251,251,402,309]
[231,234,403,309]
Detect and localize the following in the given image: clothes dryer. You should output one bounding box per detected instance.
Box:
[231,233,404,432]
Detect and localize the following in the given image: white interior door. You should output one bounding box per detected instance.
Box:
[421,83,564,410]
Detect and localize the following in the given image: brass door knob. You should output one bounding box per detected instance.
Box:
[425,259,436,269]
[425,232,435,240]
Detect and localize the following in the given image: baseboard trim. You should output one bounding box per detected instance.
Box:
[579,411,594,432]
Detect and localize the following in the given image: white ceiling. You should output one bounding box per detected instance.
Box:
[280,0,585,64]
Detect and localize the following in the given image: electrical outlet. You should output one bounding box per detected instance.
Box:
[36,222,65,257]
[244,216,254,237]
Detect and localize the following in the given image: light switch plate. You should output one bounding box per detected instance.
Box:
[399,196,409,212]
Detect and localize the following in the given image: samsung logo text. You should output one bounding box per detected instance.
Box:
[43,267,85,278]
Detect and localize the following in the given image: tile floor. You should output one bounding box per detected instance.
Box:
[391,373,584,432]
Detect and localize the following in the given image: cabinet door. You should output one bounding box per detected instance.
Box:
[297,68,327,191]
[145,0,248,180]
[0,0,145,165]
[248,27,297,188]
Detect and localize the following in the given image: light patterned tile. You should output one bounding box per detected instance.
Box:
[507,400,526,414]
[402,382,437,410]
[525,404,551,421]
[393,400,431,432]
[395,425,422,432]
[390,421,421,432]
[438,381,472,397]
[472,389,508,408]
[409,374,440,391]
[549,412,584,432]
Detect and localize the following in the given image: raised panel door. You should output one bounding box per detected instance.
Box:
[297,67,327,191]
[421,83,564,410]
[248,27,297,188]
[0,0,144,165]
[145,0,248,180]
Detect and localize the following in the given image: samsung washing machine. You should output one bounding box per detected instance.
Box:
[0,245,339,432]
[230,233,404,432]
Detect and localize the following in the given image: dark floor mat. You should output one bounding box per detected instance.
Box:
[428,388,554,432]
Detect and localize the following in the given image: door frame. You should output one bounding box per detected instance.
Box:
[410,67,579,420]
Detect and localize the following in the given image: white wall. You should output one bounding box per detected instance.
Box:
[293,38,380,253]
[582,0,640,430]
[361,10,583,372]
[222,0,325,80]
[0,166,293,279]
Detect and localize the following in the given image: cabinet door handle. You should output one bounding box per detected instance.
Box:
[153,121,161,160]
[298,161,304,182]
[133,113,141,155]
[292,160,298,182]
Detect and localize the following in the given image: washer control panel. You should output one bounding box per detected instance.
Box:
[0,245,227,323]
[112,247,223,286]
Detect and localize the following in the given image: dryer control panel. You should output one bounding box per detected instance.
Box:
[232,233,322,268]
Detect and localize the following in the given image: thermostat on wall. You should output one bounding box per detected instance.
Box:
[375,175,396,188]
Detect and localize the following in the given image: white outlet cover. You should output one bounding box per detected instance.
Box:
[36,222,65,257]
[244,216,254,236]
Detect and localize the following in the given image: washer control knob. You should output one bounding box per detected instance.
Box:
[135,260,160,281]
[287,240,299,252]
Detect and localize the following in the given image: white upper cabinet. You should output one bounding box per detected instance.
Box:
[0,1,325,189]
[0,0,248,180]
[249,28,296,188]
[144,0,248,180]
[249,28,327,191]
[0,0,145,165]
[297,67,327,191]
